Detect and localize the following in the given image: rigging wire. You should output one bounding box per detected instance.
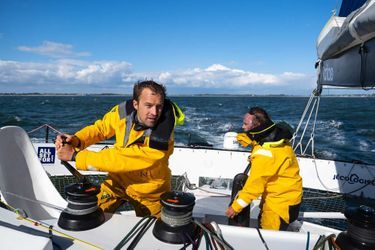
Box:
[3,191,66,212]
[292,89,375,195]
[292,91,319,157]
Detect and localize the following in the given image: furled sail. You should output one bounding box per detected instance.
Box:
[316,0,375,88]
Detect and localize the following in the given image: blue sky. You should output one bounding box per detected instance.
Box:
[0,0,339,95]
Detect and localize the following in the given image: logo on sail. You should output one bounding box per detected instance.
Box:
[333,173,375,186]
[322,66,334,81]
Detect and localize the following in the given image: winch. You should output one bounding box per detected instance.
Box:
[336,205,375,250]
[153,191,197,244]
[57,161,105,231]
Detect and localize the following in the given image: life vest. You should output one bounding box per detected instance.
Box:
[118,99,184,151]
[247,121,293,146]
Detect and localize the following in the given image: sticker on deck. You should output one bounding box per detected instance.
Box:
[38,147,55,164]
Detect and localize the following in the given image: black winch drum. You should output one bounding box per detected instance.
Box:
[336,205,375,250]
[153,191,197,244]
[58,181,105,231]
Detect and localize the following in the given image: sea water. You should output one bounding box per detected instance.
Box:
[0,95,374,164]
[1,94,375,230]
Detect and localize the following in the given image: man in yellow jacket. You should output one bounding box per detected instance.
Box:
[226,107,302,230]
[55,80,184,217]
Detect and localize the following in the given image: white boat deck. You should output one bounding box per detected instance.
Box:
[0,198,340,250]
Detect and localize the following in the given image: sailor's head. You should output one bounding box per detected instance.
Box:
[243,107,275,142]
[133,80,166,128]
[242,107,270,132]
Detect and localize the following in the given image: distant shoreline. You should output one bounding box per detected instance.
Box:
[0,93,130,97]
[0,93,374,97]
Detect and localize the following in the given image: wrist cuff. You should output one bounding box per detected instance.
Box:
[73,135,81,148]
[71,151,79,161]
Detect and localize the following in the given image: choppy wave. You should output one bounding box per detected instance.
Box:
[1,95,374,164]
[3,115,23,125]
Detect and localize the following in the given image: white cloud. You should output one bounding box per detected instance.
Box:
[206,64,230,71]
[2,40,315,93]
[0,59,313,94]
[18,41,90,58]
[280,72,306,80]
[0,59,132,86]
[148,64,306,88]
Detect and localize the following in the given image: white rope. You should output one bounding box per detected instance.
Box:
[311,155,340,193]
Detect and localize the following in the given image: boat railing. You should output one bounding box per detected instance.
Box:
[28,124,63,143]
[26,123,250,153]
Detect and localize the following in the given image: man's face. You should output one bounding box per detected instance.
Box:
[242,113,259,132]
[133,88,164,128]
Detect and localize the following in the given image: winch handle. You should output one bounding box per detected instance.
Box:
[243,162,251,175]
[230,162,251,203]
[60,135,88,183]
[61,160,88,184]
[227,162,251,227]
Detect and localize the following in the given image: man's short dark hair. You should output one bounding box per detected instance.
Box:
[133,80,166,101]
[248,107,271,125]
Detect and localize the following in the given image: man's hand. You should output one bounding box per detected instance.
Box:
[225,206,237,219]
[237,133,252,147]
[55,134,80,150]
[55,134,79,161]
[57,144,75,161]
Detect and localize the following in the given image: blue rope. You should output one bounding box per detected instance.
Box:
[306,231,310,250]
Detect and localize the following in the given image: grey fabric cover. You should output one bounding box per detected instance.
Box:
[319,0,375,60]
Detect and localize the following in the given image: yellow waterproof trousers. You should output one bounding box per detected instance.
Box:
[258,202,300,231]
[96,180,162,218]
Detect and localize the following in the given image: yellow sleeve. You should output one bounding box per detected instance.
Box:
[75,105,119,149]
[231,151,275,213]
[75,141,173,173]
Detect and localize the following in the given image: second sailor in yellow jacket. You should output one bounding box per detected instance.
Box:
[226,107,302,230]
[56,80,184,217]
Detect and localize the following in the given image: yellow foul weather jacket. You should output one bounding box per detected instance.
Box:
[73,99,183,207]
[231,140,302,224]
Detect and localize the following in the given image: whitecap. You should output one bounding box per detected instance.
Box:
[328,120,343,129]
[358,140,370,151]
[318,150,337,159]
[220,123,236,132]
